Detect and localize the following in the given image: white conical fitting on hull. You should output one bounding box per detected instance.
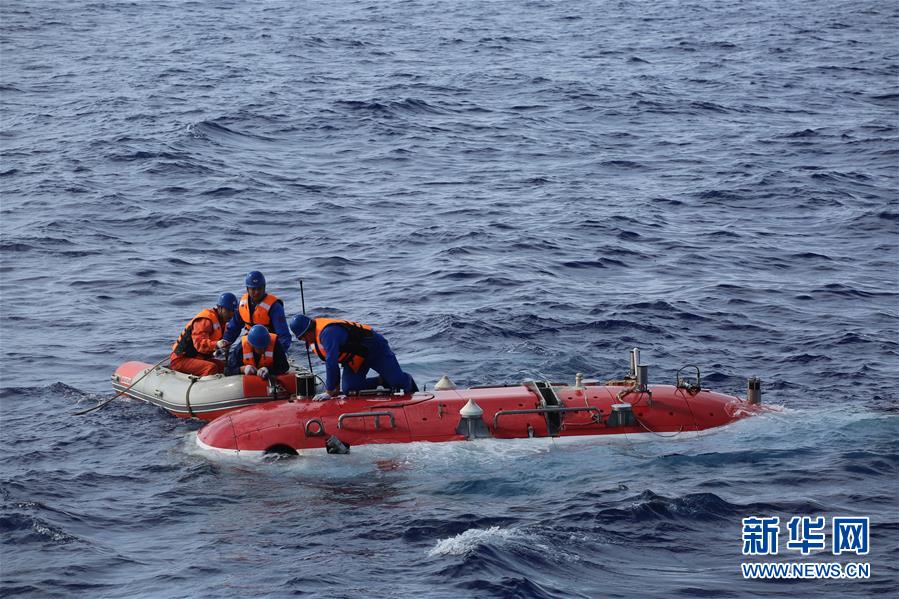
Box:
[455,397,490,439]
[459,398,483,418]
[434,375,456,390]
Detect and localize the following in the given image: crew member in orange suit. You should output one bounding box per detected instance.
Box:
[225,325,290,378]
[221,270,291,352]
[289,315,417,400]
[169,292,238,377]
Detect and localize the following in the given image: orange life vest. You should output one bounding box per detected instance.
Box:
[240,334,278,369]
[313,318,374,372]
[172,308,224,359]
[238,292,281,331]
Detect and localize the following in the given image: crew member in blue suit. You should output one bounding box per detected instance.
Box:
[225,325,290,378]
[221,270,291,352]
[290,315,418,400]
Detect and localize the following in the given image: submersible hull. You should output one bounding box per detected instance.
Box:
[195,378,759,456]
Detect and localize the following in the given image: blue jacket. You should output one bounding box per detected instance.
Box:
[318,325,389,392]
[225,341,290,376]
[223,297,291,351]
[318,324,348,392]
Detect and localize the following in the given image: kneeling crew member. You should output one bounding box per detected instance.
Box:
[222,270,291,352]
[290,315,417,400]
[225,324,289,379]
[170,292,238,377]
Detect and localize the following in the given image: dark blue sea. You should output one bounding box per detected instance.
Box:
[1,0,897,597]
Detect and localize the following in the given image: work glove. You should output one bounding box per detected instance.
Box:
[216,339,230,349]
[257,367,269,379]
[243,365,257,375]
[312,392,332,402]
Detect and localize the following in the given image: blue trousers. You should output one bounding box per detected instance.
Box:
[341,333,415,394]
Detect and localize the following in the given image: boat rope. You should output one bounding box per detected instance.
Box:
[73,355,169,416]
[634,415,684,438]
[379,393,435,408]
[185,376,197,417]
[680,391,703,436]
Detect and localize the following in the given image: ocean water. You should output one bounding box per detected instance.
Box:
[1,0,897,597]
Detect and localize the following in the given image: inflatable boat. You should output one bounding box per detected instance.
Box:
[195,350,764,456]
[111,361,297,421]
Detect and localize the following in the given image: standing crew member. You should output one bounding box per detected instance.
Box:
[170,292,238,377]
[225,325,290,378]
[290,315,417,400]
[222,270,291,352]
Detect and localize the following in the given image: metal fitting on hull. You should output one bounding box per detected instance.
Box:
[455,398,491,439]
[434,375,456,391]
[747,377,762,405]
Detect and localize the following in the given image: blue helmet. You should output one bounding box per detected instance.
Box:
[247,325,271,349]
[290,314,312,338]
[245,270,266,289]
[216,292,238,312]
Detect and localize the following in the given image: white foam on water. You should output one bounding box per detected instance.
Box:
[427,525,583,563]
[427,525,521,557]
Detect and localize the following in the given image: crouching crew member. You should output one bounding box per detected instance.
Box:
[222,270,291,352]
[170,292,238,377]
[290,315,417,400]
[225,325,290,379]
